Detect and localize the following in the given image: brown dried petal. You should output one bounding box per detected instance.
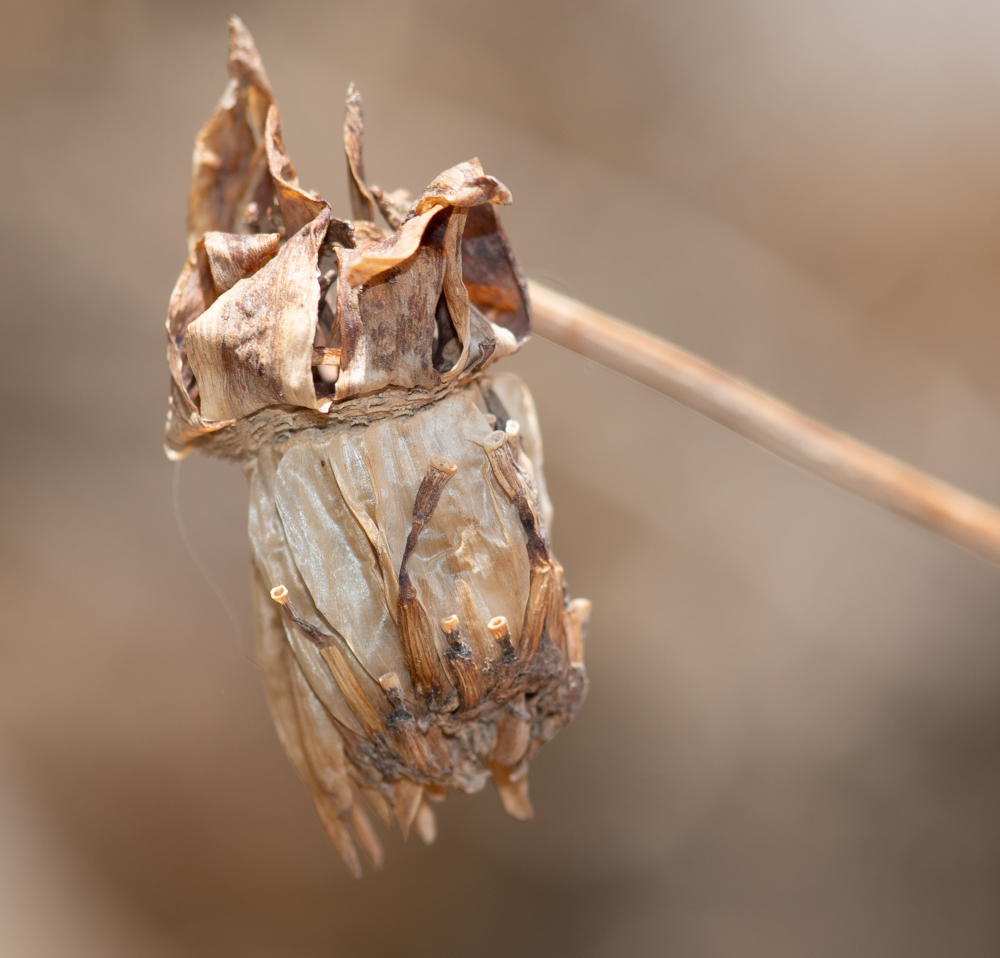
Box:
[186,18,273,251]
[411,158,512,216]
[439,207,474,382]
[166,241,214,380]
[335,238,445,399]
[226,15,273,98]
[370,185,412,231]
[344,84,376,222]
[187,209,330,421]
[264,104,332,237]
[344,160,513,288]
[334,203,492,397]
[461,204,532,342]
[341,205,441,289]
[164,243,233,456]
[204,230,280,294]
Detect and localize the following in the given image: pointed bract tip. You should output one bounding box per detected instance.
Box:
[415,801,437,845]
[227,15,254,55]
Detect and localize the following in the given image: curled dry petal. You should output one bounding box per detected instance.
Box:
[187,16,273,251]
[226,15,273,97]
[164,242,231,456]
[344,84,376,222]
[204,231,280,294]
[186,209,330,421]
[370,185,412,231]
[461,204,532,341]
[340,206,442,289]
[343,159,512,288]
[264,104,338,237]
[411,158,512,216]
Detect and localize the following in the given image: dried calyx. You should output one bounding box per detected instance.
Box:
[167,17,588,877]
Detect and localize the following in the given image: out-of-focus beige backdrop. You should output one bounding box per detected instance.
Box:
[3,1,1000,955]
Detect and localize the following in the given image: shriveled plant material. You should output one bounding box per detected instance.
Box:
[165,17,588,877]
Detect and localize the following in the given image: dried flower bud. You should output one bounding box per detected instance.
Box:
[166,17,588,875]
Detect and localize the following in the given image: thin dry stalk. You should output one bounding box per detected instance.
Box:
[529,280,1000,566]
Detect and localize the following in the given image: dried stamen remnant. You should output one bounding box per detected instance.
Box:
[487,616,517,661]
[484,430,555,660]
[441,615,482,710]
[484,431,546,567]
[397,457,457,697]
[378,672,442,779]
[270,585,386,738]
[169,19,589,876]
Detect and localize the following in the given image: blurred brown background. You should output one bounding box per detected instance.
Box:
[3,0,1000,954]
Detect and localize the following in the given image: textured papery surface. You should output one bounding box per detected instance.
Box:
[187,210,329,421]
[257,386,531,682]
[247,375,587,864]
[204,231,280,294]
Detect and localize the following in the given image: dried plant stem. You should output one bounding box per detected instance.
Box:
[529,280,1000,566]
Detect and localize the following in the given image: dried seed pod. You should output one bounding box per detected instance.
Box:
[166,18,588,876]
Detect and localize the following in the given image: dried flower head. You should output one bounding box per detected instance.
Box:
[165,17,588,876]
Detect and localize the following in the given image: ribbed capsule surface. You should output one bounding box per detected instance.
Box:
[166,17,588,876]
